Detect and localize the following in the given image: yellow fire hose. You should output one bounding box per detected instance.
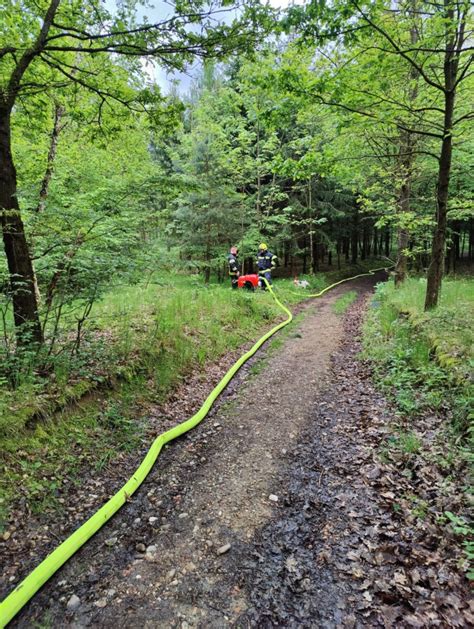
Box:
[0,264,390,627]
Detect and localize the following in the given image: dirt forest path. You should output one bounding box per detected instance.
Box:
[12,275,375,629]
[12,272,468,628]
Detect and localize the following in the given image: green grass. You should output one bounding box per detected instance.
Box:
[378,277,474,378]
[363,275,473,580]
[0,273,310,526]
[0,259,387,526]
[364,277,473,436]
[333,290,357,314]
[394,430,422,454]
[0,279,284,436]
[0,381,146,530]
[0,279,287,526]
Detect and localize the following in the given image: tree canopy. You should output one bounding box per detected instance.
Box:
[0,0,473,355]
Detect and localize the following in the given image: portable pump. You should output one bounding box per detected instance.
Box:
[237,273,260,290]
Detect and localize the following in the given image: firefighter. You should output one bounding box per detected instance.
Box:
[227,246,240,289]
[256,243,277,288]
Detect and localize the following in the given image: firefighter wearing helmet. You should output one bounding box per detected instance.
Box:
[227,246,240,289]
[256,243,277,289]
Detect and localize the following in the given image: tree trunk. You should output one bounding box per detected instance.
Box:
[0,107,42,344]
[361,222,368,260]
[256,119,262,215]
[302,236,308,274]
[313,239,319,272]
[395,2,419,287]
[384,228,390,257]
[451,220,461,271]
[343,236,350,261]
[469,219,473,260]
[395,225,409,287]
[0,0,60,346]
[424,0,465,310]
[204,233,211,284]
[308,178,315,274]
[37,103,65,213]
[425,91,455,309]
[460,229,466,260]
[395,149,412,287]
[309,227,314,273]
[351,210,359,264]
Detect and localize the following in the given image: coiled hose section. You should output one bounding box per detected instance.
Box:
[0,264,390,627]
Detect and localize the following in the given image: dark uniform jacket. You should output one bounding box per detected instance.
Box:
[227,253,239,276]
[256,250,277,274]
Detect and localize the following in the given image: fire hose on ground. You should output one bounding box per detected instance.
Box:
[0,264,391,627]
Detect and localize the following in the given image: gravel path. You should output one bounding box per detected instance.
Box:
[8,275,383,628]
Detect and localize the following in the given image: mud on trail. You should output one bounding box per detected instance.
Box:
[4,273,469,627]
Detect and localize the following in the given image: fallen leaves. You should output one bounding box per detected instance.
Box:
[241,293,471,627]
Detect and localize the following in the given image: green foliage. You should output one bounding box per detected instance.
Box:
[392,431,422,455]
[363,278,473,438]
[445,511,474,580]
[0,0,472,556]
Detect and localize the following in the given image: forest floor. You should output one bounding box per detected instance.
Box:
[3,274,471,628]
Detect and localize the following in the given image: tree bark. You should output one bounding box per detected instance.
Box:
[395,136,413,287]
[0,108,42,344]
[469,219,473,261]
[351,209,359,264]
[384,228,390,258]
[0,0,60,345]
[284,241,289,267]
[343,236,350,261]
[308,178,315,274]
[395,222,409,286]
[37,103,65,213]
[361,222,368,260]
[424,91,455,308]
[425,0,466,310]
[394,0,419,288]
